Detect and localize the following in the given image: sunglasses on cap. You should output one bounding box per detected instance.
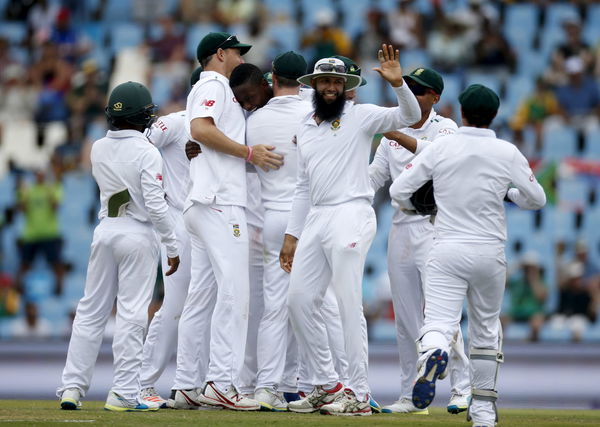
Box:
[407,81,430,96]
[315,63,347,73]
[215,34,237,50]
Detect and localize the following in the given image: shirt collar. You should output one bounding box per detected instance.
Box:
[107,129,146,139]
[200,70,228,83]
[457,126,496,138]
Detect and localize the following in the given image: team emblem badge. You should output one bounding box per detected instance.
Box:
[414,68,424,76]
[113,102,123,111]
[233,224,241,237]
[331,119,341,131]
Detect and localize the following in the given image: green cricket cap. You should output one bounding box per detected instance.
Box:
[404,67,444,94]
[272,51,308,80]
[196,32,252,62]
[331,55,367,86]
[459,84,500,112]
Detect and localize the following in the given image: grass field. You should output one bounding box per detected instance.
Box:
[1,401,599,426]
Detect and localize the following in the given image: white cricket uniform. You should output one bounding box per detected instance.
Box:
[238,171,265,395]
[286,84,421,401]
[246,95,311,393]
[140,111,192,391]
[369,109,470,400]
[179,70,249,391]
[389,126,546,424]
[58,129,177,400]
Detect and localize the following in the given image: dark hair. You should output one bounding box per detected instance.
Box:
[230,63,264,88]
[200,54,214,68]
[461,106,496,127]
[273,74,300,88]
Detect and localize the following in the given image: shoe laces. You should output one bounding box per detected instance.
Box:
[141,387,158,398]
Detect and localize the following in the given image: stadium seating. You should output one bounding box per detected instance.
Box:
[0,21,27,44]
[540,123,578,161]
[582,127,600,160]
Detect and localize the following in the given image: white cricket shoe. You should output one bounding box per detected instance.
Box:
[381,397,429,414]
[319,388,371,416]
[447,393,470,414]
[412,349,448,409]
[168,389,223,410]
[288,383,344,413]
[104,391,159,412]
[254,387,288,412]
[198,382,261,411]
[60,388,82,410]
[140,387,167,409]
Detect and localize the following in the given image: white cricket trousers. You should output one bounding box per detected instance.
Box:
[420,241,506,424]
[238,223,265,395]
[288,200,376,401]
[388,219,470,400]
[176,203,249,391]
[140,206,191,389]
[255,209,298,392]
[58,217,160,400]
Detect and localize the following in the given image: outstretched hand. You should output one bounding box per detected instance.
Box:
[372,44,404,87]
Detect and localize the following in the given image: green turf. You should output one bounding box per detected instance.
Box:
[0,401,599,426]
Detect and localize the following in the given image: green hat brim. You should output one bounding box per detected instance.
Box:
[231,43,252,55]
[297,73,362,92]
[403,75,440,93]
[359,78,367,87]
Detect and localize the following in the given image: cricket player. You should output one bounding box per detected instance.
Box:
[279,45,421,416]
[58,81,179,412]
[175,32,281,411]
[139,68,204,409]
[389,84,546,427]
[369,67,471,415]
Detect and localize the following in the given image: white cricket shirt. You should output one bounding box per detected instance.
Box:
[369,109,458,224]
[91,129,178,256]
[185,70,247,210]
[286,83,421,237]
[246,170,264,228]
[147,110,190,211]
[246,95,313,211]
[389,127,547,243]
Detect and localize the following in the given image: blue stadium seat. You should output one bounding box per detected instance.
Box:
[544,2,580,31]
[78,22,107,48]
[504,323,532,341]
[150,74,173,108]
[110,22,144,53]
[464,72,501,97]
[0,172,15,208]
[264,0,295,16]
[300,0,334,31]
[439,73,462,105]
[401,49,431,72]
[268,23,300,55]
[0,21,27,44]
[503,3,539,53]
[104,0,133,21]
[540,125,577,161]
[186,23,223,60]
[539,25,566,63]
[504,76,534,118]
[557,177,589,211]
[506,207,535,240]
[582,127,600,160]
[540,205,576,241]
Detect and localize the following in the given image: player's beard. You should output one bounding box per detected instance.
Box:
[313,89,346,122]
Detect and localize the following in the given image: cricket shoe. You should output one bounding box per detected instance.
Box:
[140,387,167,409]
[254,387,288,412]
[198,382,260,411]
[412,349,448,409]
[104,391,159,412]
[283,392,302,402]
[168,389,223,410]
[288,383,344,413]
[447,393,470,414]
[381,397,429,414]
[369,395,382,413]
[60,388,82,410]
[319,388,371,416]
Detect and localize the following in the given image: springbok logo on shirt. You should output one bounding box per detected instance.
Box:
[331,119,341,131]
[233,224,241,237]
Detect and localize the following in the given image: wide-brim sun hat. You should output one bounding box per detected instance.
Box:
[297,57,362,92]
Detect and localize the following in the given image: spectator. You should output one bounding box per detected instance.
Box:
[427,14,473,73]
[387,0,424,50]
[472,20,516,75]
[0,64,39,123]
[215,0,261,26]
[301,8,352,67]
[49,7,90,64]
[545,16,594,87]
[27,0,59,48]
[554,56,600,131]
[178,0,219,24]
[9,300,52,339]
[239,15,273,71]
[149,15,185,63]
[5,0,37,21]
[550,261,594,341]
[66,59,108,143]
[15,170,65,297]
[510,76,560,153]
[0,273,20,319]
[0,37,19,77]
[503,252,547,342]
[574,240,600,319]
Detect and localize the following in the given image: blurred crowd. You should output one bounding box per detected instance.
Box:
[1,0,600,342]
